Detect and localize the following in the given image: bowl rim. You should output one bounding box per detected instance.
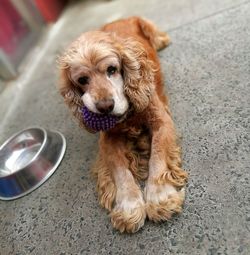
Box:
[0,129,66,200]
[0,127,47,176]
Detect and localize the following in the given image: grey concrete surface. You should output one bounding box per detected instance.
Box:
[0,0,250,254]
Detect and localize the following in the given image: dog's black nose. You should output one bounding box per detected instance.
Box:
[96,99,114,114]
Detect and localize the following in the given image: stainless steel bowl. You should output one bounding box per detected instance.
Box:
[0,127,66,200]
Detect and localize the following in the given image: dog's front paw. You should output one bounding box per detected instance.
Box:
[145,181,185,222]
[110,194,146,233]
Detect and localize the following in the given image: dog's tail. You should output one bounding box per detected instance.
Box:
[138,17,171,51]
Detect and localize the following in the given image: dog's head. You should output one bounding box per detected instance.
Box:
[58,31,155,132]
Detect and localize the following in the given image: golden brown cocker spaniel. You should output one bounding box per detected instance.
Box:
[58,17,188,233]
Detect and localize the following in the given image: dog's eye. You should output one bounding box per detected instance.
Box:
[107,66,117,76]
[78,76,89,85]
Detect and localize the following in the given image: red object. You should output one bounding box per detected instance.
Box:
[35,0,67,23]
[0,0,28,55]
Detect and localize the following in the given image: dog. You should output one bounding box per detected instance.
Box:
[57,17,188,233]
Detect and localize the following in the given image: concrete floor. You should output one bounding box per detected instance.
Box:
[0,0,250,254]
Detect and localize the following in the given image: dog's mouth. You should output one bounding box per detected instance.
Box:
[112,102,134,123]
[115,111,128,123]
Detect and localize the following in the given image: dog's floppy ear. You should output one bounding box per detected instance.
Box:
[57,61,97,132]
[58,67,98,133]
[119,38,156,112]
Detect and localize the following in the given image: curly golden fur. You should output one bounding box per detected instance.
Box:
[58,17,188,233]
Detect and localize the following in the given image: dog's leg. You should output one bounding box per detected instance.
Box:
[145,97,188,222]
[97,133,146,233]
[111,167,146,233]
[92,153,116,211]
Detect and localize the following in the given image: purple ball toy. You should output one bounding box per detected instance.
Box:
[81,106,118,131]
